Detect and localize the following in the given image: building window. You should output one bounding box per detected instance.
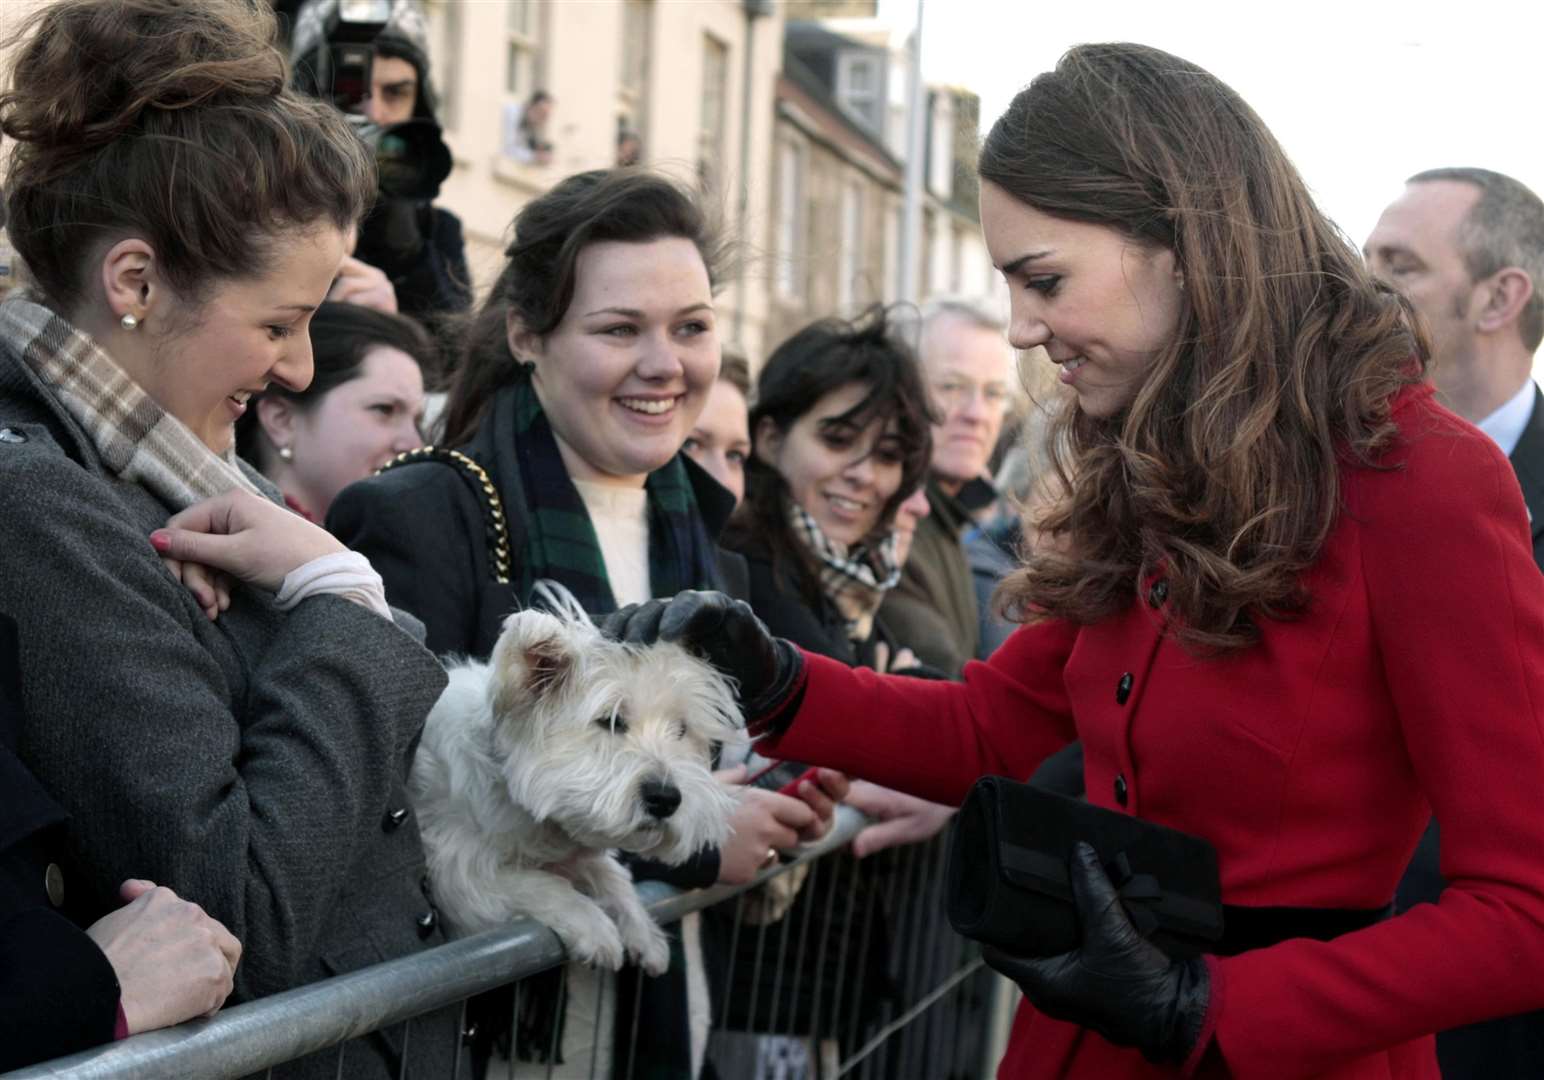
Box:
[620,0,651,103]
[928,90,954,202]
[776,140,805,301]
[884,201,902,302]
[429,0,463,131]
[838,178,864,312]
[698,33,729,189]
[505,0,541,99]
[836,50,883,133]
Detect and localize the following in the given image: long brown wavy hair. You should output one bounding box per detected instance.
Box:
[982,43,1427,652]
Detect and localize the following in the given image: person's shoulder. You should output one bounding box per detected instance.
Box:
[1350,381,1515,515]
[328,448,500,551]
[1386,381,1510,477]
[0,422,103,509]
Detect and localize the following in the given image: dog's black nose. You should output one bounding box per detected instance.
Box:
[640,779,682,820]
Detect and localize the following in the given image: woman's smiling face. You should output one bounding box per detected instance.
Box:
[980,181,1183,419]
[757,381,906,546]
[516,236,720,487]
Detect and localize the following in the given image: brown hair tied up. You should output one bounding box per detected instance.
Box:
[980,43,1426,652]
[0,0,374,313]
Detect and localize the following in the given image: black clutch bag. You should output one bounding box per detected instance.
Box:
[946,775,1225,959]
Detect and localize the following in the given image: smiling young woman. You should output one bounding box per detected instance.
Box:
[328,168,845,1078]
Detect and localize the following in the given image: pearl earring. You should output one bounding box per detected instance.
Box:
[120,312,139,330]
[278,445,293,462]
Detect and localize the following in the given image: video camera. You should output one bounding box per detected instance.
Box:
[289,0,451,203]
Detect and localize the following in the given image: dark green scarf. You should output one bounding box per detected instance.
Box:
[510,364,718,615]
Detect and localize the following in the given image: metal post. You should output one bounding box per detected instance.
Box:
[732,0,771,347]
[897,0,927,306]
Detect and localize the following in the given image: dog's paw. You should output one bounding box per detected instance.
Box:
[549,902,627,971]
[622,915,671,977]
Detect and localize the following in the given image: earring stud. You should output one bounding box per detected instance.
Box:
[278,445,293,462]
[120,312,139,330]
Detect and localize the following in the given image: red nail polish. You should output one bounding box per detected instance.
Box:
[149,531,171,552]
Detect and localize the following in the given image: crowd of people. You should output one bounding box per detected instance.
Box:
[6,1,1544,1079]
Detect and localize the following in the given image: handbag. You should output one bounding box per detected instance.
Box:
[945,775,1225,959]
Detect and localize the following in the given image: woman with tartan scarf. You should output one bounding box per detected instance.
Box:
[704,306,947,1077]
[0,1,465,1075]
[329,168,847,1079]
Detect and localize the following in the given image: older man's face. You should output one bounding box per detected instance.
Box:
[1364,180,1483,371]
[922,314,1015,490]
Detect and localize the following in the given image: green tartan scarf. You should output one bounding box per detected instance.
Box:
[510,364,717,615]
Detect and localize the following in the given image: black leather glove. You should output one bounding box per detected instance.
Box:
[600,590,803,720]
[982,842,1211,1066]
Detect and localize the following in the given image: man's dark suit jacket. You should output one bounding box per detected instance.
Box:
[1396,384,1544,1078]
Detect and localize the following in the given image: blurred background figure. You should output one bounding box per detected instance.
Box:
[616,125,643,168]
[879,297,1016,674]
[506,89,555,167]
[237,302,436,524]
[289,0,471,324]
[682,350,752,504]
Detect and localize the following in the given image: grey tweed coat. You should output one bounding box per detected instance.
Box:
[0,335,463,1077]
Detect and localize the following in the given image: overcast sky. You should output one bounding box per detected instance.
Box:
[878,0,1544,367]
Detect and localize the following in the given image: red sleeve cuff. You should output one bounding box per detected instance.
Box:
[113,999,129,1041]
[1180,954,1225,1077]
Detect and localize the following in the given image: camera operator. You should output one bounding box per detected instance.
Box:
[290,1,472,324]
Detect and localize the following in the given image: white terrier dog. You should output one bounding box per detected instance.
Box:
[411,585,743,975]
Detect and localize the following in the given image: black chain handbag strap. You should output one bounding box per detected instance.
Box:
[377,446,512,585]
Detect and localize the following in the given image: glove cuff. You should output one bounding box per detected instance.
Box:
[1142,955,1212,1067]
[744,638,806,736]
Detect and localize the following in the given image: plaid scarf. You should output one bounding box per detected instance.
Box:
[0,294,261,509]
[510,364,718,616]
[785,496,901,642]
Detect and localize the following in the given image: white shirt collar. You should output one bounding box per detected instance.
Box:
[1476,379,1538,459]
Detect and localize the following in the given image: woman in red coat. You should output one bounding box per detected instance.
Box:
[606,42,1544,1079]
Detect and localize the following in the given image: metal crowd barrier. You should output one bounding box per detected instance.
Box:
[5,807,1005,1080]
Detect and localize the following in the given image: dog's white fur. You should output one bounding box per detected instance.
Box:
[411,585,743,974]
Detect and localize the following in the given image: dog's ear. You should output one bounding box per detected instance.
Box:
[489,611,579,719]
[521,635,574,698]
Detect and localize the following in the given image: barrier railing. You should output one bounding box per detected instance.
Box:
[5,807,1004,1080]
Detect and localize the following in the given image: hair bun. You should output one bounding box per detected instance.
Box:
[1,0,285,156]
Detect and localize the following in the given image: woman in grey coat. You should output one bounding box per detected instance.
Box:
[0,1,459,1074]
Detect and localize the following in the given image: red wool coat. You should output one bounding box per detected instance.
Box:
[759,384,1544,1079]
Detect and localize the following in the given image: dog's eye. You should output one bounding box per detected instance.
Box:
[595,715,629,736]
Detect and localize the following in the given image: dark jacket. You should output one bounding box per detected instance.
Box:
[0,332,459,1079]
[877,479,980,676]
[0,612,120,1072]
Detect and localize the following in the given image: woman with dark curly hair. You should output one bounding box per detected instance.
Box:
[607,42,1544,1078]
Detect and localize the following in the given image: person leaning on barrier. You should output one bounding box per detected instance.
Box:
[328,167,844,1079]
[0,612,241,1072]
[603,42,1544,1079]
[0,2,462,1075]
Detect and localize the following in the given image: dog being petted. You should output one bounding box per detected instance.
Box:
[409,582,746,973]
